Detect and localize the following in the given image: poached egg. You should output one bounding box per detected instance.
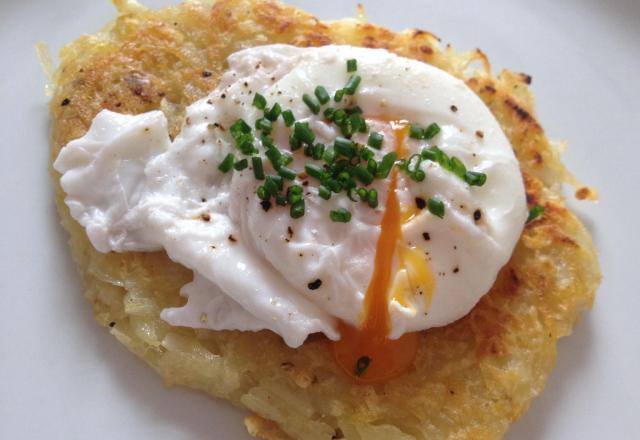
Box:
[54,45,527,381]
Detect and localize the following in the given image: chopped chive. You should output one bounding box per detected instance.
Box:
[287,185,303,204]
[293,122,316,145]
[237,139,256,155]
[252,157,265,180]
[218,153,235,172]
[412,169,426,182]
[423,122,441,139]
[367,132,384,149]
[303,144,314,157]
[261,135,275,148]
[360,147,375,161]
[252,93,267,110]
[330,208,352,223]
[421,147,438,161]
[376,152,397,178]
[278,166,297,180]
[282,110,295,127]
[233,158,248,171]
[332,108,347,124]
[326,178,342,193]
[344,75,362,95]
[266,174,283,192]
[526,205,545,223]
[323,146,337,164]
[256,185,269,200]
[334,89,345,103]
[230,119,251,138]
[312,143,325,161]
[334,137,356,158]
[427,197,445,218]
[289,134,302,151]
[314,86,330,105]
[367,158,378,175]
[264,103,282,121]
[354,355,371,376]
[353,165,374,185]
[357,187,368,200]
[275,194,287,206]
[302,93,321,114]
[407,154,422,173]
[367,189,378,208]
[464,171,487,187]
[279,153,293,167]
[290,200,305,219]
[347,58,357,72]
[255,117,272,134]
[348,187,359,202]
[318,185,331,200]
[265,148,282,168]
[409,123,424,139]
[323,107,335,120]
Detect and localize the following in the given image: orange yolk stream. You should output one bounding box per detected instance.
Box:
[332,123,433,384]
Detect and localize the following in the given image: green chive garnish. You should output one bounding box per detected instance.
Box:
[318,185,331,200]
[334,137,356,158]
[330,208,352,223]
[312,143,325,160]
[353,165,374,185]
[314,86,330,105]
[334,89,345,103]
[323,146,337,164]
[376,152,397,178]
[218,153,235,172]
[323,107,336,120]
[256,185,269,200]
[278,166,297,181]
[450,157,466,178]
[347,58,357,73]
[287,185,303,204]
[412,169,426,182]
[275,194,287,206]
[261,135,275,148]
[427,197,445,218]
[305,164,324,180]
[264,103,281,121]
[252,157,264,180]
[252,93,267,110]
[302,93,321,114]
[526,205,545,223]
[423,122,441,139]
[290,200,305,218]
[255,117,272,134]
[233,158,248,171]
[464,171,487,187]
[289,134,302,151]
[282,110,295,127]
[293,122,316,145]
[367,189,378,208]
[409,123,423,139]
[367,132,384,149]
[344,75,362,95]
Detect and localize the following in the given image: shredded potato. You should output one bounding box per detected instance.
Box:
[49,1,600,439]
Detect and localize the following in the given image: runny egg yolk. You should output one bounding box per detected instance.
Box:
[332,123,435,383]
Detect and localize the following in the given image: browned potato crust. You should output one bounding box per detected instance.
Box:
[49,1,600,439]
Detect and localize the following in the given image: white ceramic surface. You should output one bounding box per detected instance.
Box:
[0,0,638,439]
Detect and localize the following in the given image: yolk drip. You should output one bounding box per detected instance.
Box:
[332,123,434,384]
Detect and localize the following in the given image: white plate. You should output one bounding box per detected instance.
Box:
[1,0,638,438]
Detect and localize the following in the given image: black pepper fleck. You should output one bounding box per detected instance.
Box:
[450,104,458,112]
[202,70,212,77]
[453,267,460,273]
[228,234,237,242]
[308,279,322,290]
[422,232,431,241]
[475,130,484,139]
[473,209,482,222]
[415,197,426,210]
[260,200,272,212]
[61,98,70,106]
[108,321,116,328]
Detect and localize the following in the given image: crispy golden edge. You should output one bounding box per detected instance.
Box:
[49,1,600,439]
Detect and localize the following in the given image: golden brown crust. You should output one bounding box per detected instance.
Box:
[50,1,600,439]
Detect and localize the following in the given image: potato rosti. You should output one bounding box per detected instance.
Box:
[49,1,600,439]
